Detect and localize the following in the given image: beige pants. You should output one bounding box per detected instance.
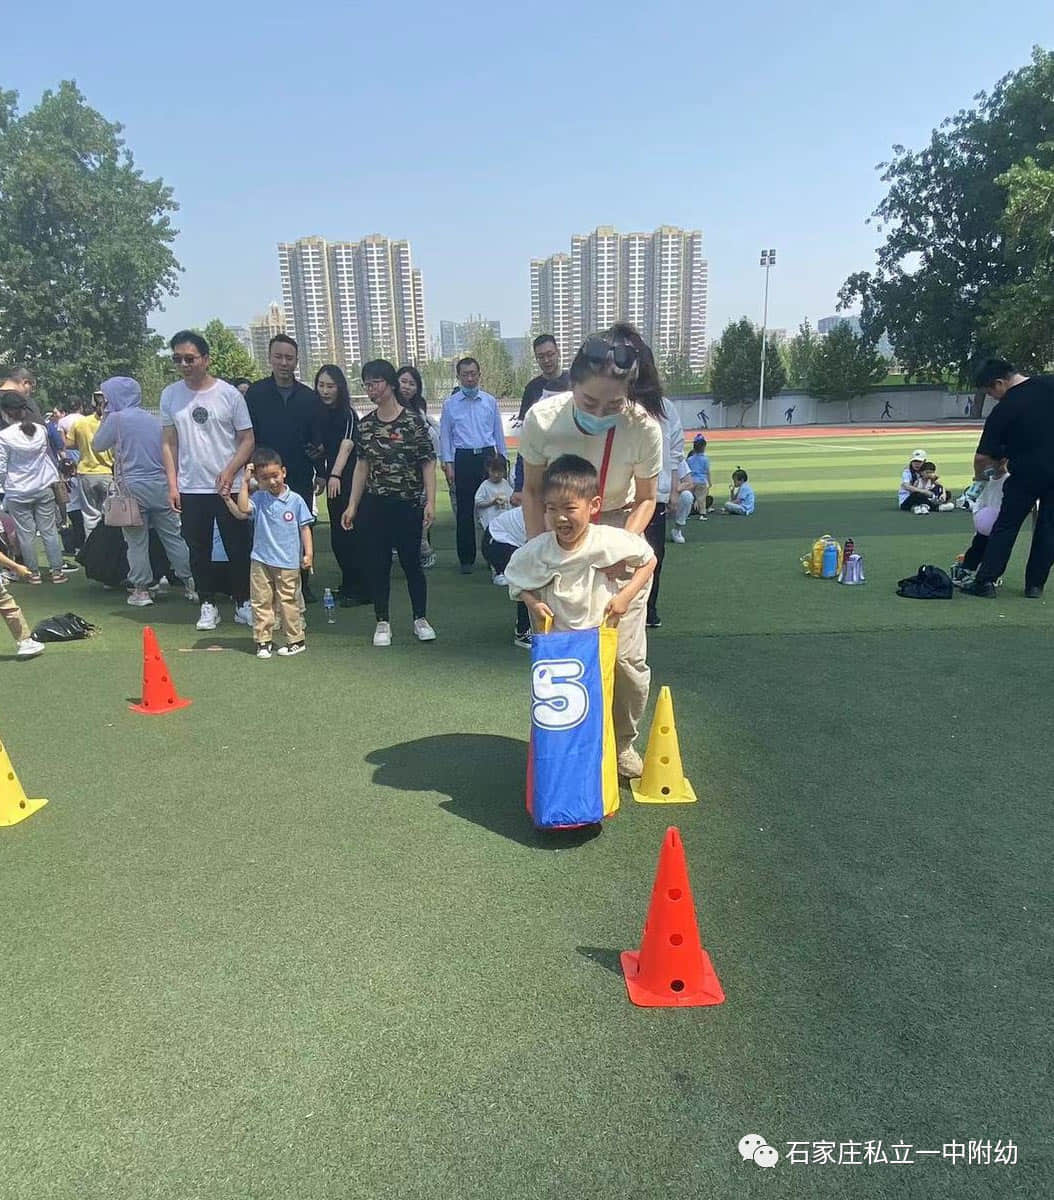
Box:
[250,562,303,645]
[0,578,31,644]
[596,511,652,752]
[693,483,710,513]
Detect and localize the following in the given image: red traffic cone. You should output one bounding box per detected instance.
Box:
[129,627,192,715]
[620,826,725,1008]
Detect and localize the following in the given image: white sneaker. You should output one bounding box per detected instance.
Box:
[670,527,686,544]
[16,637,45,658]
[413,618,437,642]
[196,602,220,631]
[256,642,273,659]
[617,746,644,779]
[127,589,154,607]
[912,505,931,515]
[277,641,307,657]
[492,573,508,586]
[938,502,955,512]
[373,621,392,647]
[234,602,252,625]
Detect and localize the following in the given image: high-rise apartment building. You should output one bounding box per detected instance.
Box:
[277,235,427,379]
[531,225,708,372]
[439,316,502,358]
[248,301,286,373]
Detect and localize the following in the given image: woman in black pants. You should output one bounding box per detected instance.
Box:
[310,365,368,605]
[342,360,437,647]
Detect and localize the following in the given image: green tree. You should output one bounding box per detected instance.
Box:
[806,323,889,421]
[839,47,1054,407]
[203,319,258,382]
[135,340,178,409]
[466,325,515,398]
[710,318,786,425]
[0,81,179,397]
[420,358,455,404]
[661,350,708,394]
[980,151,1054,368]
[786,320,819,387]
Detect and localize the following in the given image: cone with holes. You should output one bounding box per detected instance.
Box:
[621,826,724,1007]
[630,685,697,804]
[0,736,48,827]
[130,626,191,715]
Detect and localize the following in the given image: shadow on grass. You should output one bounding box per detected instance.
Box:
[365,734,603,850]
[576,945,624,976]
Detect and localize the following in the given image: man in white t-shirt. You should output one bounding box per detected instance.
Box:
[160,330,255,631]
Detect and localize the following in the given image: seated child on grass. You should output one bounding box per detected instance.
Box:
[503,454,655,632]
[722,468,755,515]
[919,461,954,511]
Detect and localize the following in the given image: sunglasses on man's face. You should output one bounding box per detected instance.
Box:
[172,354,201,366]
[581,336,638,371]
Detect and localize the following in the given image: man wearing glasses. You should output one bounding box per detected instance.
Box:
[439,357,506,574]
[160,330,255,631]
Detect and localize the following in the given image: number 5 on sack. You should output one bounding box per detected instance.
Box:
[531,659,589,730]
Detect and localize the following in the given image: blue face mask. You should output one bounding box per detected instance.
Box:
[574,406,619,434]
[461,385,480,399]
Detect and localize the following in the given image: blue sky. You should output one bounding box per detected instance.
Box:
[6,1,1053,348]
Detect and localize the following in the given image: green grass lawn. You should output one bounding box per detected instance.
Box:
[1,431,1049,1199]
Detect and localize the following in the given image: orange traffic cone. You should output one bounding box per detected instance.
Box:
[130,627,191,715]
[0,736,48,827]
[621,826,724,1007]
[631,686,697,804]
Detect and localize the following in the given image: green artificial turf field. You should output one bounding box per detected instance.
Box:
[1,430,1049,1199]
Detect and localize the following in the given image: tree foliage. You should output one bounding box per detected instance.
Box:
[710,318,786,422]
[203,319,257,383]
[806,324,889,421]
[786,320,819,388]
[661,350,709,394]
[0,81,180,397]
[839,48,1054,385]
[466,325,516,398]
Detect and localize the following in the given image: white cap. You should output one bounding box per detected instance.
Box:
[910,449,927,462]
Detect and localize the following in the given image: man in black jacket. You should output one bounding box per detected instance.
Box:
[963,358,1054,599]
[244,334,318,600]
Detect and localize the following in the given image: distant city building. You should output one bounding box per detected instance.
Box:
[502,337,528,365]
[227,325,253,357]
[440,316,502,358]
[277,235,427,379]
[818,314,894,359]
[531,225,708,370]
[248,302,286,374]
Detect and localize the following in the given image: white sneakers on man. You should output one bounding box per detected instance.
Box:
[196,602,221,631]
[413,619,437,641]
[373,621,392,647]
[671,527,686,544]
[16,637,45,658]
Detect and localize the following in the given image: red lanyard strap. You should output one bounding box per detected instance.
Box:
[591,427,616,524]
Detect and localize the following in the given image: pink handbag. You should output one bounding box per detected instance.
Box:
[103,414,143,527]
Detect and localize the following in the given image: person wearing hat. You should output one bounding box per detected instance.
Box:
[898,449,942,512]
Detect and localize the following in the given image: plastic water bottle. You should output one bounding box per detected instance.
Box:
[322,587,336,624]
[821,541,838,578]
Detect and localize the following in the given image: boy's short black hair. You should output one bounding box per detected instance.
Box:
[542,454,599,500]
[252,446,284,469]
[732,468,748,483]
[973,357,1015,388]
[485,452,507,475]
[921,461,936,472]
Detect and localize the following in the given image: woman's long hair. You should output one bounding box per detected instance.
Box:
[397,365,426,415]
[568,322,665,418]
[314,364,352,414]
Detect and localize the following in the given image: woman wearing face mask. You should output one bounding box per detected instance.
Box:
[397,366,441,568]
[0,392,68,583]
[519,323,663,780]
[310,364,367,605]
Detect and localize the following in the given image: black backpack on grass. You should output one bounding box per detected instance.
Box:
[31,612,97,642]
[896,565,953,600]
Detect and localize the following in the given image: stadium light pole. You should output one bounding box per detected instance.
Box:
[758,248,775,427]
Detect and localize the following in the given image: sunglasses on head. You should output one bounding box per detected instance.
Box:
[581,336,638,371]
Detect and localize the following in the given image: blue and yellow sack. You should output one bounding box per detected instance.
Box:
[526,624,619,829]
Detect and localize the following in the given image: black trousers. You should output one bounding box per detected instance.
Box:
[180,492,251,604]
[482,530,529,634]
[326,489,368,600]
[454,447,493,565]
[643,502,667,622]
[977,473,1054,589]
[962,532,989,571]
[288,475,316,597]
[360,492,427,622]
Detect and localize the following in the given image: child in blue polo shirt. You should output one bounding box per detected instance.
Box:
[224,447,314,659]
[722,468,756,515]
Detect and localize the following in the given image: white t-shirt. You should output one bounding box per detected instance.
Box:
[488,504,527,548]
[898,467,920,506]
[160,380,253,494]
[504,524,654,630]
[0,423,60,496]
[474,478,514,530]
[518,392,663,513]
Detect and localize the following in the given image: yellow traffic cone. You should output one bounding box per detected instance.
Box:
[630,686,698,805]
[0,737,48,827]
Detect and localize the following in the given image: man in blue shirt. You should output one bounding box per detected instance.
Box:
[439,357,506,572]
